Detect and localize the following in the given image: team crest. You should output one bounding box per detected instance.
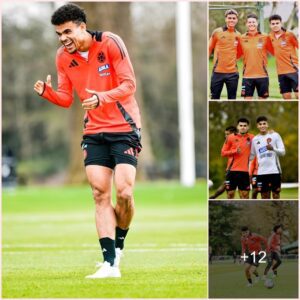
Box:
[267,138,272,144]
[97,51,106,63]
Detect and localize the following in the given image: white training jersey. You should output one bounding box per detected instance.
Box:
[250,132,285,175]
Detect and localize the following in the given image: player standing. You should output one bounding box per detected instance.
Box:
[241,226,269,287]
[209,9,241,99]
[34,3,142,278]
[221,118,254,199]
[264,225,283,279]
[238,13,273,99]
[250,116,285,199]
[268,15,298,99]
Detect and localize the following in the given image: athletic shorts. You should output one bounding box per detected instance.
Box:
[210,72,239,99]
[245,253,263,267]
[268,251,281,263]
[225,171,250,191]
[278,72,298,94]
[257,174,281,193]
[81,130,142,169]
[241,77,269,98]
[251,175,258,189]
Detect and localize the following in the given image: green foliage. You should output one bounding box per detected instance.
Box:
[209,201,298,256]
[209,102,298,186]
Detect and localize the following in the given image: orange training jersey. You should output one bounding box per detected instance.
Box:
[238,32,272,78]
[41,31,141,135]
[209,26,241,73]
[268,232,281,253]
[268,30,298,75]
[221,133,254,172]
[241,233,268,255]
[249,156,258,176]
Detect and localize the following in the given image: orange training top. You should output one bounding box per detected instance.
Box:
[241,233,269,255]
[238,32,273,78]
[249,156,258,176]
[268,30,298,75]
[209,26,241,73]
[41,31,141,135]
[221,133,254,172]
[268,232,281,253]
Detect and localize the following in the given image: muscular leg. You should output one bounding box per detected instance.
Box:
[114,164,136,230]
[209,183,226,199]
[282,92,292,99]
[261,191,271,199]
[272,191,280,199]
[245,264,252,284]
[239,190,249,199]
[86,165,116,238]
[251,189,259,199]
[227,190,235,199]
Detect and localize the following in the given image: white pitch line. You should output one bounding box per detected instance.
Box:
[3,247,207,254]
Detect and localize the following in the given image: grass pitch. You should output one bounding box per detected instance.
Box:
[2,181,207,298]
[209,260,298,298]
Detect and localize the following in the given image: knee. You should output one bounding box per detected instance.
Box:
[92,186,110,205]
[117,187,133,205]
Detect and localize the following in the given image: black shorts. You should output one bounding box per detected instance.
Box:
[257,174,281,193]
[245,254,263,267]
[225,171,250,191]
[81,130,142,169]
[268,251,281,263]
[278,72,298,94]
[241,77,269,98]
[210,72,239,99]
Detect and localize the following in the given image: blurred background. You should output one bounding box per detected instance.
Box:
[2,1,207,187]
[209,1,299,99]
[209,201,298,298]
[209,101,298,199]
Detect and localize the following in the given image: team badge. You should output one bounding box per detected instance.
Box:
[97,51,106,63]
[280,40,286,47]
[267,138,272,144]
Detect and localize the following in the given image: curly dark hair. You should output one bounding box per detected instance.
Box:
[51,3,86,25]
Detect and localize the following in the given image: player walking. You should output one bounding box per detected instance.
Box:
[241,226,269,287]
[267,15,298,99]
[250,116,285,199]
[209,9,241,99]
[264,225,283,279]
[34,3,142,278]
[221,118,254,199]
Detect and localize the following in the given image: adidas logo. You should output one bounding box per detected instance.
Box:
[102,248,107,253]
[124,148,135,156]
[69,59,79,68]
[118,237,125,240]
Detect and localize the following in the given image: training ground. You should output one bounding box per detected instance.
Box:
[209,258,298,298]
[2,181,207,298]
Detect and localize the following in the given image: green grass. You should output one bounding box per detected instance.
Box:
[209,260,298,298]
[209,56,282,99]
[208,187,298,200]
[2,181,208,298]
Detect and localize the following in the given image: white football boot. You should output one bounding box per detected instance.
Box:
[85,261,121,279]
[114,248,123,267]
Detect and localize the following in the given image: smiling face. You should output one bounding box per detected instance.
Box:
[225,13,238,29]
[55,21,86,53]
[246,17,258,33]
[257,120,269,134]
[270,19,282,33]
[237,122,249,135]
